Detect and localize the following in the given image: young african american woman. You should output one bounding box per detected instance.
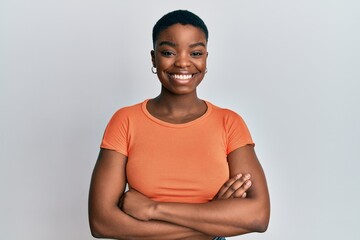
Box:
[89,10,270,240]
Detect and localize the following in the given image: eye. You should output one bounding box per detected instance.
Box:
[161,50,175,57]
[191,51,204,57]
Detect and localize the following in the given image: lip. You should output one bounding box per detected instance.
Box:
[168,73,197,82]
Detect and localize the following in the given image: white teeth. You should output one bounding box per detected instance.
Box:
[172,74,192,80]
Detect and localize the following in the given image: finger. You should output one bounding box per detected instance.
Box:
[241,192,247,198]
[221,174,251,199]
[231,180,252,198]
[215,173,242,199]
[218,173,248,199]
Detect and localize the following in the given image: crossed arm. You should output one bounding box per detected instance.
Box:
[88,145,270,239]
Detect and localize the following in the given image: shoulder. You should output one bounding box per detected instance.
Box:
[206,101,254,151]
[207,101,245,121]
[207,101,251,133]
[105,100,146,127]
[110,101,144,119]
[113,101,143,115]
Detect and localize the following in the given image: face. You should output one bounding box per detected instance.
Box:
[151,24,208,95]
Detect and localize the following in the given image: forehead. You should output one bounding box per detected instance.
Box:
[156,24,207,46]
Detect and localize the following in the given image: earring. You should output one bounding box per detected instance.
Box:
[205,68,208,74]
[151,66,157,74]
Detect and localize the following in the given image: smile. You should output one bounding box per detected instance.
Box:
[169,74,194,80]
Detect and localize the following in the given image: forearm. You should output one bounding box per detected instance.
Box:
[151,198,269,237]
[90,206,213,240]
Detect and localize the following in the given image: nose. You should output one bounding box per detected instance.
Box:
[174,52,190,68]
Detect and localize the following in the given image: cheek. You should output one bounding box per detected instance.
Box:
[195,59,207,70]
[155,53,173,66]
[157,58,173,70]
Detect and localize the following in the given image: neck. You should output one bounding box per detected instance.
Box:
[147,88,207,124]
[153,90,202,113]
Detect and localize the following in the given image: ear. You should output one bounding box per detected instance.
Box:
[151,50,156,67]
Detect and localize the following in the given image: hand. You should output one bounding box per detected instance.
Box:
[120,188,156,221]
[213,173,252,200]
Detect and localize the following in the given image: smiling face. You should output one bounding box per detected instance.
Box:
[151,24,208,96]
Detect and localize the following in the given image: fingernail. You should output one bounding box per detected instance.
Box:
[236,174,242,179]
[245,180,252,187]
[245,174,251,179]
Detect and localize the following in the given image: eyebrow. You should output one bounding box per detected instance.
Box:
[189,42,206,48]
[158,41,206,48]
[158,41,177,47]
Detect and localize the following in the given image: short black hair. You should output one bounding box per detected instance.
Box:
[152,10,209,48]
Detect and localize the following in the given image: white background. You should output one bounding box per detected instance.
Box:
[1,0,359,239]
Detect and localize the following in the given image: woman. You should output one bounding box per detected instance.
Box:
[89,10,270,240]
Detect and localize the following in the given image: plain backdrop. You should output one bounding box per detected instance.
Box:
[1,0,359,239]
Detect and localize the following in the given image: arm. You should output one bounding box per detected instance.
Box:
[122,145,270,237]
[88,149,213,240]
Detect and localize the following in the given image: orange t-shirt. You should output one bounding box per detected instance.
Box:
[101,99,254,203]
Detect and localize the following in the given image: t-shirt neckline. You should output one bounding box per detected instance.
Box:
[141,99,212,128]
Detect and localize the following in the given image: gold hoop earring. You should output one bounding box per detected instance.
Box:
[151,66,157,74]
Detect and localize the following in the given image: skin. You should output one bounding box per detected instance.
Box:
[89,24,270,239]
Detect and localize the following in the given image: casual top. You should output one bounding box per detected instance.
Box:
[101,99,254,203]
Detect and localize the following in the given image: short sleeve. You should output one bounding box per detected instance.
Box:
[225,111,254,154]
[100,109,129,156]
